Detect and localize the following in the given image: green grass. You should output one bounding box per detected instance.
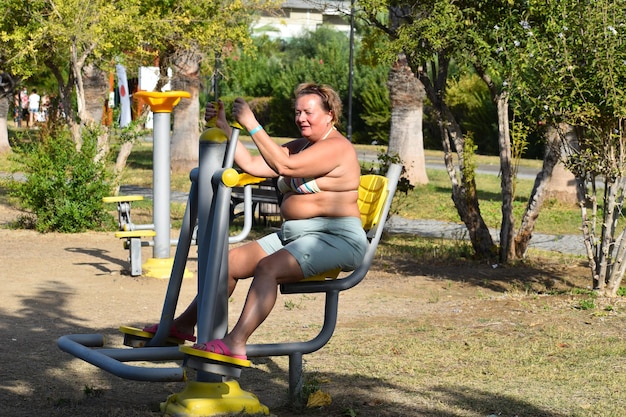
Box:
[397,167,582,236]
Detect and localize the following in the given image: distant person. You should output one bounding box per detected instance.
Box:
[37,93,49,123]
[28,88,41,127]
[13,92,22,127]
[19,87,29,127]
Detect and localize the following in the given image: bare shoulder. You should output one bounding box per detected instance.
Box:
[325,133,357,151]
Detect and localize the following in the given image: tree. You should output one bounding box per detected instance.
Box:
[360,1,583,262]
[140,0,280,173]
[514,125,567,258]
[361,1,496,258]
[26,1,141,143]
[518,0,626,296]
[385,7,427,185]
[543,125,578,205]
[0,0,280,176]
[0,72,16,153]
[0,0,146,170]
[387,53,428,185]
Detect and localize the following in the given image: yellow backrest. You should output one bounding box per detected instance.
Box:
[358,174,389,231]
[301,174,389,282]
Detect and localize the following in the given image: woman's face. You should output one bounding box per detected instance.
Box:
[294,94,332,140]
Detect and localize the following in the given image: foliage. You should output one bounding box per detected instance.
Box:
[500,0,626,295]
[365,151,414,195]
[446,74,498,155]
[217,36,283,98]
[218,27,391,143]
[358,68,391,144]
[7,126,114,233]
[0,0,145,129]
[140,0,276,82]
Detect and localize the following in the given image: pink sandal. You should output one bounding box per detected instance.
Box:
[143,324,196,342]
[192,339,247,360]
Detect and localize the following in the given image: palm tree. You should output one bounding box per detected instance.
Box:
[387,53,428,185]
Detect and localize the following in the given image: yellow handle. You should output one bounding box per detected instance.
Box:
[235,173,267,186]
[222,168,240,188]
[222,170,267,187]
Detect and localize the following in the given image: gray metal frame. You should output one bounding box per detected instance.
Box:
[57,125,401,405]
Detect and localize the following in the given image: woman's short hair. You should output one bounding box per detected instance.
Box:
[294,83,342,126]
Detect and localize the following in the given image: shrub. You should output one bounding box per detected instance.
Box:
[8,126,114,233]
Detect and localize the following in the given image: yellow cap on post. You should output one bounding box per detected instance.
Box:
[135,91,191,113]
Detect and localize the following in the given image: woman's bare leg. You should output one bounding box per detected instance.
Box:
[221,249,304,357]
[171,241,267,336]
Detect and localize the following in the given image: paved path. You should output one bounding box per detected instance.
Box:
[385,216,585,256]
[4,146,585,257]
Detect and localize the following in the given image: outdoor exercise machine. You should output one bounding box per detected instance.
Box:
[104,90,190,278]
[58,119,401,415]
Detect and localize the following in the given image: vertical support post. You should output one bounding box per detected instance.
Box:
[196,128,228,343]
[152,110,171,260]
[134,91,190,279]
[288,352,304,406]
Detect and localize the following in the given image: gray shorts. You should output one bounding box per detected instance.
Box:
[256,217,368,278]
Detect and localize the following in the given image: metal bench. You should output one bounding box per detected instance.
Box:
[103,195,155,276]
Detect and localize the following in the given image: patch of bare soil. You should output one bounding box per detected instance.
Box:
[0,201,624,417]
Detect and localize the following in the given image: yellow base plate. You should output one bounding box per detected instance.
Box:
[142,257,193,279]
[161,380,269,416]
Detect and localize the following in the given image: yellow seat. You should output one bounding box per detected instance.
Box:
[302,174,389,282]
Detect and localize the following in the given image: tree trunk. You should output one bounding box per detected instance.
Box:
[474,65,516,262]
[495,93,516,262]
[0,96,10,154]
[70,40,89,143]
[408,53,494,258]
[603,177,626,296]
[546,125,578,205]
[169,48,202,173]
[0,73,15,154]
[82,63,110,161]
[387,53,428,185]
[112,140,134,195]
[82,64,108,127]
[514,125,562,258]
[45,57,76,130]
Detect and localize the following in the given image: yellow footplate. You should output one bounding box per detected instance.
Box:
[119,325,185,347]
[180,345,251,378]
[103,195,145,203]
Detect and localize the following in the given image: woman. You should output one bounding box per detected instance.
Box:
[145,83,367,360]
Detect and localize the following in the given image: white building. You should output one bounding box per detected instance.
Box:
[253,0,352,39]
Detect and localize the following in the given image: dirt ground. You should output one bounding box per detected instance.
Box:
[0,201,624,417]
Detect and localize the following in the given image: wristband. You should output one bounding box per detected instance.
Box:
[248,125,263,135]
